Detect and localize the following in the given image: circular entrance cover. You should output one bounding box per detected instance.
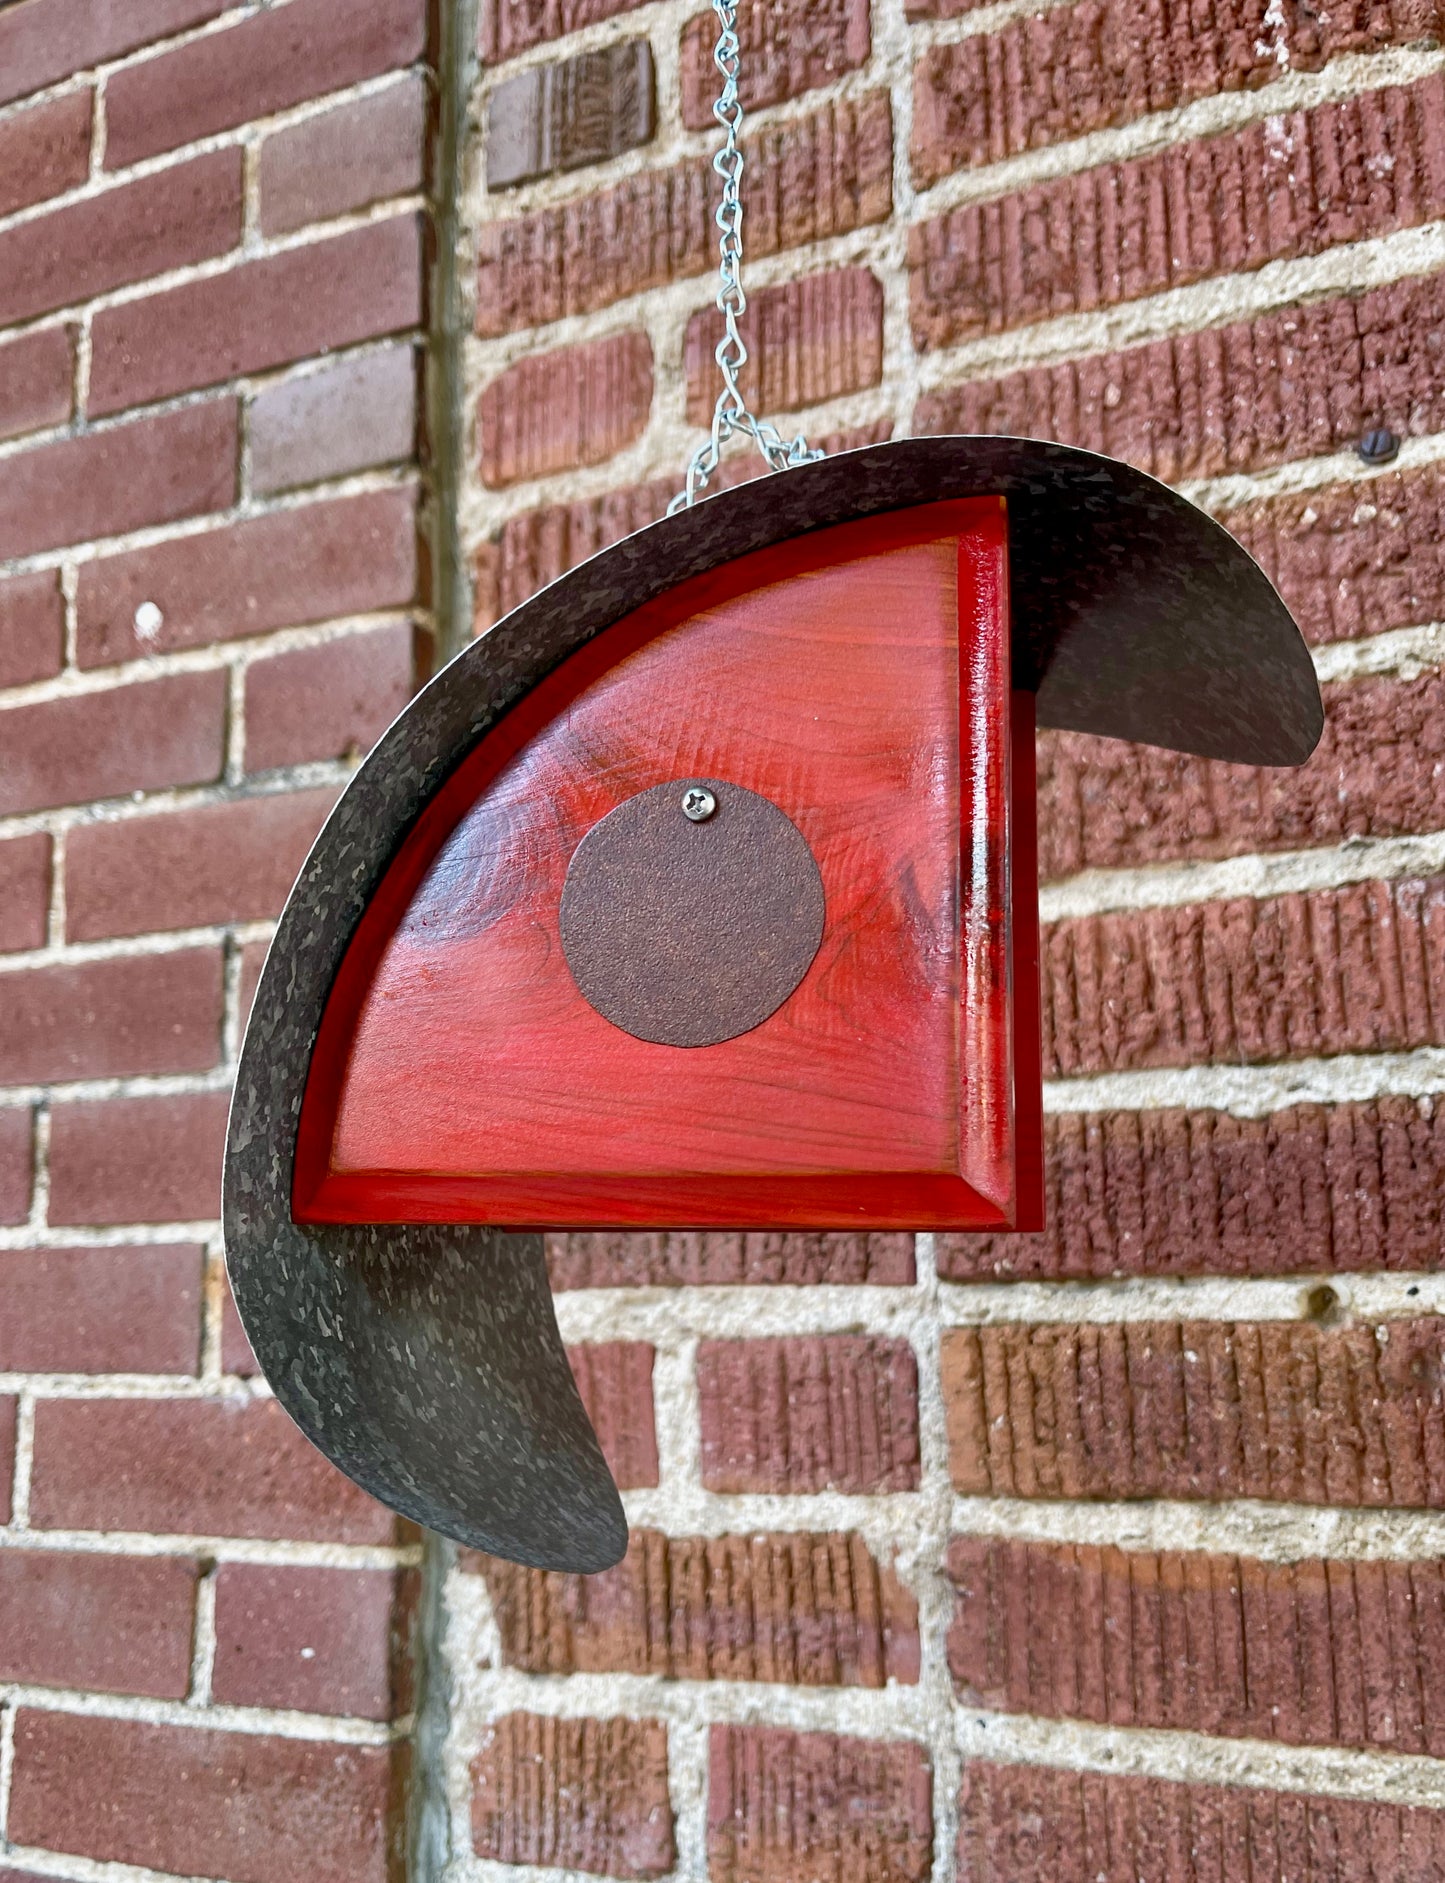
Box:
[559,779,826,1047]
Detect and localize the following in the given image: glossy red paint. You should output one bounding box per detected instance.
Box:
[295,498,1044,1229]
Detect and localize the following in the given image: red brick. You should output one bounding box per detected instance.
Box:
[30,1395,397,1542]
[0,1244,203,1373]
[7,1710,400,1883]
[942,1100,1445,1281]
[76,486,419,667]
[685,268,884,425]
[948,1535,1445,1756]
[0,88,91,219]
[699,1336,920,1495]
[911,0,1443,190]
[480,0,647,59]
[0,397,237,562]
[473,1529,920,1685]
[1228,459,1445,648]
[0,1110,32,1227]
[567,1342,658,1490]
[0,1397,15,1523]
[259,72,427,237]
[546,1229,915,1288]
[0,570,64,689]
[0,325,73,444]
[0,948,222,1082]
[487,39,654,189]
[244,624,417,773]
[476,91,893,336]
[0,1551,196,1698]
[0,669,225,816]
[0,835,49,954]
[478,331,652,487]
[212,1564,406,1719]
[90,214,423,415]
[941,1318,1445,1507]
[477,475,674,627]
[105,0,428,169]
[249,343,418,496]
[709,1726,932,1883]
[0,149,241,328]
[471,1713,673,1877]
[1038,671,1445,881]
[0,0,228,109]
[913,73,1445,350]
[681,0,869,128]
[920,267,1445,483]
[47,1089,230,1226]
[66,788,339,940]
[1040,876,1445,1079]
[475,422,894,628]
[955,1760,1445,1882]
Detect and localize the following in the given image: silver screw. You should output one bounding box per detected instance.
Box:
[681,786,717,822]
[1357,426,1400,466]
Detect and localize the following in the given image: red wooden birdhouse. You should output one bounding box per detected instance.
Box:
[296,494,1037,1234]
[225,436,1322,1571]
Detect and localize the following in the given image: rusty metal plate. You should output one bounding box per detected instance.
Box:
[559,780,826,1047]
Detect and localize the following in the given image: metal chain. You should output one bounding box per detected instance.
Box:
[668,0,825,513]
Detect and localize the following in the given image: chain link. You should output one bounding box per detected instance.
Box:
[668,0,825,513]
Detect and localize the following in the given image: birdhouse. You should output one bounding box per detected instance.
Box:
[225,436,1322,1571]
[295,492,1037,1233]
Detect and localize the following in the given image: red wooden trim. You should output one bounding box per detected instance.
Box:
[306,1171,1013,1231]
[956,505,1013,1214]
[1009,687,1046,1231]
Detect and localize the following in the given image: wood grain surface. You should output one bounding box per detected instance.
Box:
[296,498,1043,1228]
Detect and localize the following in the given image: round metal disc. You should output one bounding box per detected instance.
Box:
[559,780,825,1047]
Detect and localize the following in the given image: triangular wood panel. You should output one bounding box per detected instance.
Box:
[295,499,1043,1229]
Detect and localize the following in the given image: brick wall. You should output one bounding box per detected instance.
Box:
[6,0,1445,1880]
[449,1,1445,1881]
[0,0,436,1877]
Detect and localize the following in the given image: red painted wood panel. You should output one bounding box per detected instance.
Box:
[296,499,1041,1229]
[1009,687,1044,1232]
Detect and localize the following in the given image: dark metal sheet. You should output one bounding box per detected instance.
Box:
[559,779,826,1047]
[224,435,1323,1573]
